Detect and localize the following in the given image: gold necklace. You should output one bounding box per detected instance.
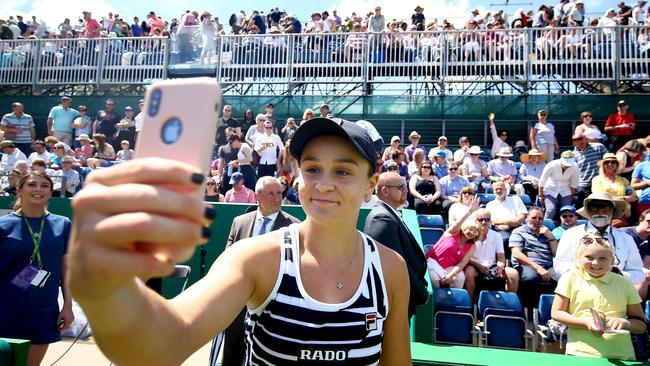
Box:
[310,235,362,290]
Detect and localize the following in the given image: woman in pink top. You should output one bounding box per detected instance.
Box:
[426,195,480,288]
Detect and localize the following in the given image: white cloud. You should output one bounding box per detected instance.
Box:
[329,0,481,27]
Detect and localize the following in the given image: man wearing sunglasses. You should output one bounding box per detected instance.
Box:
[552,205,579,241]
[364,172,428,318]
[555,192,645,294]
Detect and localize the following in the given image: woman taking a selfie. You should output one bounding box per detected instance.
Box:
[0,172,73,366]
[67,118,411,365]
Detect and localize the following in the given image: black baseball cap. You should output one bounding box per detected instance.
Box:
[290,117,377,172]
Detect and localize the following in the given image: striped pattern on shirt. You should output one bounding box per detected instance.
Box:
[244,224,388,365]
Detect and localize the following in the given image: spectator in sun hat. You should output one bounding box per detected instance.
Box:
[539,151,580,220]
[461,146,489,191]
[382,135,403,161]
[116,140,135,162]
[519,148,547,202]
[429,136,453,162]
[405,131,427,162]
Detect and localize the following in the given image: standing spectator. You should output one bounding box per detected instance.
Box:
[27,141,51,164]
[300,108,314,125]
[426,195,480,288]
[199,12,216,64]
[245,114,266,147]
[489,112,511,158]
[411,6,425,27]
[519,149,546,202]
[368,6,386,32]
[332,9,342,27]
[71,105,92,149]
[216,105,242,146]
[47,96,79,146]
[465,208,520,301]
[82,11,100,38]
[1,102,35,156]
[574,111,604,144]
[487,181,528,246]
[364,172,429,318]
[552,205,578,241]
[93,99,121,149]
[510,207,560,307]
[529,109,558,163]
[592,153,637,227]
[254,120,284,178]
[318,104,333,118]
[619,1,634,25]
[461,146,489,191]
[280,118,298,142]
[114,106,136,148]
[217,134,241,195]
[554,193,645,290]
[0,140,27,173]
[0,172,73,366]
[428,136,453,162]
[567,0,586,26]
[224,172,256,203]
[573,133,608,207]
[631,0,647,25]
[277,141,297,183]
[605,100,636,152]
[240,109,256,137]
[453,136,471,164]
[439,162,470,216]
[409,161,442,215]
[539,151,580,220]
[131,17,142,36]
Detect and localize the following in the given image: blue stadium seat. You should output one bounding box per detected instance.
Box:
[543,219,556,231]
[534,294,565,352]
[518,194,533,208]
[477,291,532,350]
[433,288,476,345]
[478,193,496,205]
[417,214,445,253]
[576,219,588,226]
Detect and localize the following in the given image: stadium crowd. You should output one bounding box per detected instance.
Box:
[0,2,648,68]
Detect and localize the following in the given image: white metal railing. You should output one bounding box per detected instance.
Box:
[0,26,647,92]
[0,36,168,86]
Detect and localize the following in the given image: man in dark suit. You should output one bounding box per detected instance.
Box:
[221,176,300,366]
[364,172,429,318]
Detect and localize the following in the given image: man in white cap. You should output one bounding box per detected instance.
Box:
[487,147,517,186]
[538,150,580,220]
[554,192,645,292]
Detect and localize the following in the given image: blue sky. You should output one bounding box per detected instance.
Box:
[2,0,612,29]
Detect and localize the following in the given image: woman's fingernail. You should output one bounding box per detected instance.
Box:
[204,206,216,220]
[191,173,205,185]
[202,226,212,239]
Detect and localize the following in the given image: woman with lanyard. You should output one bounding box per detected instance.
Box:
[67,118,410,365]
[0,171,73,366]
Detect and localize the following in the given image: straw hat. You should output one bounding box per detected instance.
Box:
[520,148,547,163]
[597,153,619,168]
[409,131,421,139]
[468,146,483,155]
[576,192,627,220]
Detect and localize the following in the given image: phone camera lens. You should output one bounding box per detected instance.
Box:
[149,89,162,117]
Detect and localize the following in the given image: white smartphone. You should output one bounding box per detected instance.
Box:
[135,77,221,194]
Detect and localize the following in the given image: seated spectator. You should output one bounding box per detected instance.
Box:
[44,136,73,156]
[71,105,92,149]
[426,195,480,288]
[439,162,470,216]
[224,172,256,203]
[115,140,134,162]
[409,161,442,215]
[592,153,637,227]
[432,151,448,179]
[621,209,650,300]
[453,136,471,164]
[616,140,644,182]
[539,151,580,220]
[486,181,528,246]
[27,140,51,164]
[49,156,80,197]
[465,208,520,301]
[0,169,23,196]
[631,150,650,215]
[408,148,426,177]
[383,150,408,178]
[510,207,560,307]
[86,134,116,169]
[488,112,511,158]
[204,177,224,203]
[461,146,488,191]
[30,158,47,173]
[74,134,94,166]
[519,149,546,202]
[382,135,403,162]
[404,131,426,162]
[487,147,524,195]
[555,193,645,294]
[552,232,646,361]
[552,205,579,241]
[0,140,27,173]
[448,187,478,226]
[428,136,453,162]
[48,142,68,167]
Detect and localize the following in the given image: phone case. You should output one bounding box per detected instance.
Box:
[135,78,221,192]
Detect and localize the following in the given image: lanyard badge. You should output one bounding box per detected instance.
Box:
[10,212,49,290]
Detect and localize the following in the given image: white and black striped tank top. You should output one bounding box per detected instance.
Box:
[244,224,388,365]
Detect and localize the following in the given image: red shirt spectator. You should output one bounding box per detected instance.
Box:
[605,100,636,137]
[82,11,101,38]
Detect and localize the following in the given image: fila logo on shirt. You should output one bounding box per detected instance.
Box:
[298,348,348,363]
[365,312,377,331]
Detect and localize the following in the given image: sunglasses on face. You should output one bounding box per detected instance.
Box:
[448,167,458,171]
[581,237,608,245]
[539,113,547,116]
[55,146,64,150]
[265,126,273,130]
[583,115,593,118]
[206,182,216,186]
[477,218,491,223]
[561,214,575,219]
[604,161,618,166]
[422,166,432,169]
[500,133,508,137]
[462,191,473,195]
[386,183,406,191]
